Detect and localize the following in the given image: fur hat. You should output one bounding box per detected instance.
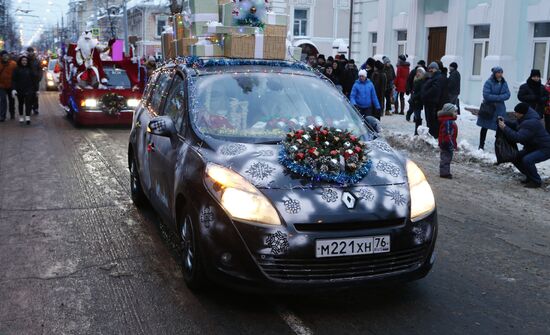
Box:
[365,57,375,68]
[417,60,426,67]
[374,60,384,70]
[514,102,530,114]
[398,54,407,62]
[449,62,458,69]
[382,56,391,64]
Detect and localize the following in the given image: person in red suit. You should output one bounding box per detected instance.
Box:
[394,54,410,115]
[75,31,115,89]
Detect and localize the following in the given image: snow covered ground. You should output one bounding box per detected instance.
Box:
[378,103,550,184]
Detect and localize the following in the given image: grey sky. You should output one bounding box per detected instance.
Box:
[12,0,69,46]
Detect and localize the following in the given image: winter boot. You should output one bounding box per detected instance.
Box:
[414,118,422,136]
[406,109,413,122]
[25,115,30,125]
[19,116,24,123]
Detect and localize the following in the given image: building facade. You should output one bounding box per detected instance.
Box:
[351,0,550,108]
[127,0,170,58]
[272,0,351,58]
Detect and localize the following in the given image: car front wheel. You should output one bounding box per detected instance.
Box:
[129,156,148,207]
[180,212,207,290]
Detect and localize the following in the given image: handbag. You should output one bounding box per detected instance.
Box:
[478,101,495,119]
[495,128,519,164]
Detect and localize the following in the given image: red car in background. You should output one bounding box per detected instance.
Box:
[59,43,146,126]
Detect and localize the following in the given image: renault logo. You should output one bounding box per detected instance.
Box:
[342,192,356,209]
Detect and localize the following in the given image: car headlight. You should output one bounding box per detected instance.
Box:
[80,99,98,108]
[127,99,140,107]
[205,163,281,225]
[47,72,53,80]
[407,160,435,222]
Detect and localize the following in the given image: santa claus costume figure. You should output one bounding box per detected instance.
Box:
[75,31,114,89]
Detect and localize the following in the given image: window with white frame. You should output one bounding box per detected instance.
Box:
[371,33,377,56]
[294,9,308,37]
[397,30,407,58]
[156,15,169,38]
[532,22,550,81]
[472,25,490,76]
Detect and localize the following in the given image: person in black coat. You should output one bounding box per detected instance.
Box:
[517,69,549,118]
[448,62,461,114]
[498,103,550,188]
[11,55,36,125]
[405,60,427,120]
[435,60,450,110]
[421,62,444,138]
[26,47,42,115]
[341,60,358,98]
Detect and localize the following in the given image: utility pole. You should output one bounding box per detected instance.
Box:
[348,0,354,60]
[123,0,128,53]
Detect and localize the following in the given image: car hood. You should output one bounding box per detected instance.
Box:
[200,138,408,189]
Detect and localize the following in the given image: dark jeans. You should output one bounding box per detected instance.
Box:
[0,88,7,120]
[413,108,423,135]
[545,114,550,134]
[440,148,453,176]
[357,106,375,119]
[513,149,550,185]
[394,92,405,114]
[479,127,488,150]
[425,104,439,139]
[18,93,33,117]
[31,91,39,112]
[384,89,392,111]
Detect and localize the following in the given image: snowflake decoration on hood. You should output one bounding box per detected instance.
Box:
[386,189,407,206]
[265,231,289,255]
[357,188,375,201]
[376,160,401,177]
[283,198,301,214]
[246,162,275,181]
[321,188,339,203]
[370,140,393,153]
[200,207,214,228]
[220,143,247,156]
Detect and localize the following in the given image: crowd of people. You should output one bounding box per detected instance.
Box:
[310,52,550,187]
[0,47,43,125]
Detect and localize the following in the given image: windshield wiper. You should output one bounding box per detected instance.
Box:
[254,140,281,145]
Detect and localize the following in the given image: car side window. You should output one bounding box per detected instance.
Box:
[143,71,159,104]
[150,71,173,115]
[162,74,186,133]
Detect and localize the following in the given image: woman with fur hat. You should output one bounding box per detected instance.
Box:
[477,66,511,150]
[11,54,36,125]
[517,69,548,118]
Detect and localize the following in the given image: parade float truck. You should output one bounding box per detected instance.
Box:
[59,32,145,127]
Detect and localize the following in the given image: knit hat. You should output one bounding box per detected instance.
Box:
[491,66,503,74]
[358,69,367,77]
[398,54,407,62]
[382,56,391,64]
[530,69,541,78]
[374,60,384,70]
[416,67,426,76]
[428,62,439,70]
[438,103,458,118]
[449,62,458,69]
[514,102,530,114]
[366,57,375,68]
[417,60,426,67]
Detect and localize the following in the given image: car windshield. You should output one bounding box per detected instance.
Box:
[190,72,374,144]
[48,60,57,71]
[104,67,131,88]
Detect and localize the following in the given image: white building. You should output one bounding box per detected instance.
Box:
[271,0,351,58]
[351,0,550,108]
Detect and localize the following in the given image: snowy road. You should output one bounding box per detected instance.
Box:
[0,92,549,334]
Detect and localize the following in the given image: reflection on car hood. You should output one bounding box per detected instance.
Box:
[200,139,408,189]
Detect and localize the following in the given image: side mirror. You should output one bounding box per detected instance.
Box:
[147,116,177,138]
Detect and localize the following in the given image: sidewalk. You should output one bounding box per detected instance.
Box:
[378,104,550,183]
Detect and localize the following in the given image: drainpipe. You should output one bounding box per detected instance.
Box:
[348,0,354,59]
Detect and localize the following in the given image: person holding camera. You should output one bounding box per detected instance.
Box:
[498,102,550,188]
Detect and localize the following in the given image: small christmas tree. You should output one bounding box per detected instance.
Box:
[233,0,269,28]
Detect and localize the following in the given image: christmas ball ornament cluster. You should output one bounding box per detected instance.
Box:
[232,0,269,28]
[100,93,126,116]
[279,125,373,185]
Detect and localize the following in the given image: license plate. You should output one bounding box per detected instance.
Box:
[315,235,390,258]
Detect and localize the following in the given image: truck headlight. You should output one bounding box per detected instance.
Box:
[127,99,140,107]
[205,164,281,225]
[80,99,98,108]
[407,160,435,222]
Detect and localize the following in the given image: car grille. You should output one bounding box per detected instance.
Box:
[257,245,428,281]
[293,218,406,232]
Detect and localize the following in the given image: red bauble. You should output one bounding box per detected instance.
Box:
[320,129,328,136]
[350,135,357,142]
[330,150,339,156]
[295,152,305,160]
[354,146,362,153]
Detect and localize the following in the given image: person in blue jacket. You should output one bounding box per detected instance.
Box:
[498,102,550,188]
[350,69,381,119]
[477,66,511,150]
